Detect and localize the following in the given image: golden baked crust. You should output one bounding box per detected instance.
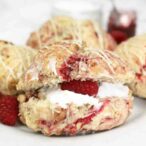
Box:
[0,40,37,95]
[17,42,79,91]
[27,16,116,51]
[17,42,134,91]
[115,34,146,98]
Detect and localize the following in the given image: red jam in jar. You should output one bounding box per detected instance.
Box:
[108,8,137,44]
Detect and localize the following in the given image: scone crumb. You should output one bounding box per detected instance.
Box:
[17,94,26,103]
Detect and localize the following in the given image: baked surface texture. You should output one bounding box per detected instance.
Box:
[115,34,146,98]
[17,42,134,91]
[27,16,116,51]
[0,40,37,95]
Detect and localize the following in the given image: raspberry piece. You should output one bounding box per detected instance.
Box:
[0,95,18,126]
[59,55,88,81]
[136,73,142,81]
[61,80,98,96]
[75,111,97,125]
[75,99,110,125]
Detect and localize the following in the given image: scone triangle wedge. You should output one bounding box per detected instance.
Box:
[0,40,37,95]
[17,42,134,136]
[27,16,116,51]
[115,34,146,98]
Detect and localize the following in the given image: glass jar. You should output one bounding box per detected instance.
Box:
[107,0,137,44]
[108,9,137,44]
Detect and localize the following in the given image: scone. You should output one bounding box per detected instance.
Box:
[17,42,134,136]
[27,16,116,51]
[0,40,37,95]
[115,34,146,98]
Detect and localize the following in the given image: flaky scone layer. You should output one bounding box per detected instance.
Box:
[115,34,146,98]
[17,42,134,91]
[0,40,37,95]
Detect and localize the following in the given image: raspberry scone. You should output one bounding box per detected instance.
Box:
[27,16,116,51]
[17,42,134,136]
[115,34,146,98]
[0,40,37,95]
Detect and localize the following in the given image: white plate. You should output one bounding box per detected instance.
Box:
[0,97,146,146]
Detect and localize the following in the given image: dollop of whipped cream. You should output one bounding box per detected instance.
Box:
[46,88,102,108]
[98,82,129,98]
[45,82,129,108]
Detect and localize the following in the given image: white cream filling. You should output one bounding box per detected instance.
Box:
[45,82,129,108]
[97,82,129,98]
[46,88,102,108]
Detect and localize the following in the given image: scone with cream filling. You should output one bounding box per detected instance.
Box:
[17,42,134,136]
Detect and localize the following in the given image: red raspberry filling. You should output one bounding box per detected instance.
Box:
[75,99,110,125]
[59,55,88,81]
[136,73,142,81]
[61,80,99,96]
[136,65,146,81]
[63,99,110,135]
